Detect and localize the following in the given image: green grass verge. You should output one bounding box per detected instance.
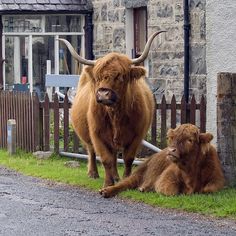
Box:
[0,149,235,219]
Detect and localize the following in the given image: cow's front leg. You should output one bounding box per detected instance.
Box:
[111,152,120,182]
[101,155,117,187]
[123,138,142,178]
[90,136,116,187]
[86,144,99,179]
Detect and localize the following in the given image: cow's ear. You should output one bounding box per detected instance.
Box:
[130,66,146,80]
[199,133,213,143]
[84,66,95,80]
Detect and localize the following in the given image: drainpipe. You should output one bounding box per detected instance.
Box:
[183,0,190,103]
[84,12,94,60]
[0,15,3,90]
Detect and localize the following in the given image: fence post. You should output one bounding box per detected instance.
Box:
[217,72,236,186]
[7,119,16,155]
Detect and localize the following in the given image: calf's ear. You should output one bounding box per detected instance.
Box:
[130,66,146,80]
[199,133,213,143]
[167,128,175,143]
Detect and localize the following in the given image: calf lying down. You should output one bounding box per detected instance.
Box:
[100,124,225,197]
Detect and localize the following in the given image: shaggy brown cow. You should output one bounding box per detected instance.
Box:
[59,31,165,187]
[100,124,225,197]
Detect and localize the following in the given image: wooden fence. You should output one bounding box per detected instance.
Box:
[0,91,206,153]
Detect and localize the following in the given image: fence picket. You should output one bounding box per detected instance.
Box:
[25,93,30,152]
[44,93,50,151]
[160,95,167,148]
[190,95,196,125]
[181,95,187,124]
[53,94,60,154]
[33,92,40,151]
[200,95,206,132]
[170,95,177,129]
[151,95,157,146]
[28,93,33,152]
[63,94,69,152]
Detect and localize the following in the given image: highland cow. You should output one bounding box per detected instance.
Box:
[59,31,165,187]
[100,124,225,197]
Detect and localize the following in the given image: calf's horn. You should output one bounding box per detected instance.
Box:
[58,38,96,66]
[131,30,166,65]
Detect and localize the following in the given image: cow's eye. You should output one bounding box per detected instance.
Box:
[188,139,193,143]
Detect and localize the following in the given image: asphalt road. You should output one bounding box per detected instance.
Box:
[0,166,236,236]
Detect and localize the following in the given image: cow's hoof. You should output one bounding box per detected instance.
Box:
[88,171,99,179]
[99,188,113,198]
[138,187,144,192]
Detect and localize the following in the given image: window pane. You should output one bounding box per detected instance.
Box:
[134,7,147,57]
[5,36,28,89]
[59,35,83,75]
[45,15,82,32]
[3,15,83,33]
[32,36,54,96]
[3,15,43,33]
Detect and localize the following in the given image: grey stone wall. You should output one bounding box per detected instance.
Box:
[91,0,206,103]
[217,73,236,186]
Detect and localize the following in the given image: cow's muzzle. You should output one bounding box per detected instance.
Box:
[96,88,117,106]
[167,147,180,163]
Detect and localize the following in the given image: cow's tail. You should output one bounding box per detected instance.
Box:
[100,160,149,198]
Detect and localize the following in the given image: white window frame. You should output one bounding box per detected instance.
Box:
[2,15,85,92]
[125,8,149,74]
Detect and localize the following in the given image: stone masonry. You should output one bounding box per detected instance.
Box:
[91,0,206,103]
[217,73,236,186]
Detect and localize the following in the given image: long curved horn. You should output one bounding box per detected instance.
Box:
[131,31,166,65]
[58,38,96,66]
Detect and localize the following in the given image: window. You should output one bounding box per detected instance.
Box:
[133,7,147,59]
[2,15,84,94]
[126,7,147,62]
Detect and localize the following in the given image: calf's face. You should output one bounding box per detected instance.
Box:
[166,124,213,165]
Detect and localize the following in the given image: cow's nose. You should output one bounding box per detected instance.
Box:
[96,88,117,105]
[96,88,112,100]
[167,147,179,156]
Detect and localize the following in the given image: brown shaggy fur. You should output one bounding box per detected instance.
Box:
[100,124,225,197]
[71,52,154,187]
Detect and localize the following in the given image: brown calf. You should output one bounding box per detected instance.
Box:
[100,124,225,196]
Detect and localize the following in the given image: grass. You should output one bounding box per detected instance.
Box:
[0,149,235,220]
